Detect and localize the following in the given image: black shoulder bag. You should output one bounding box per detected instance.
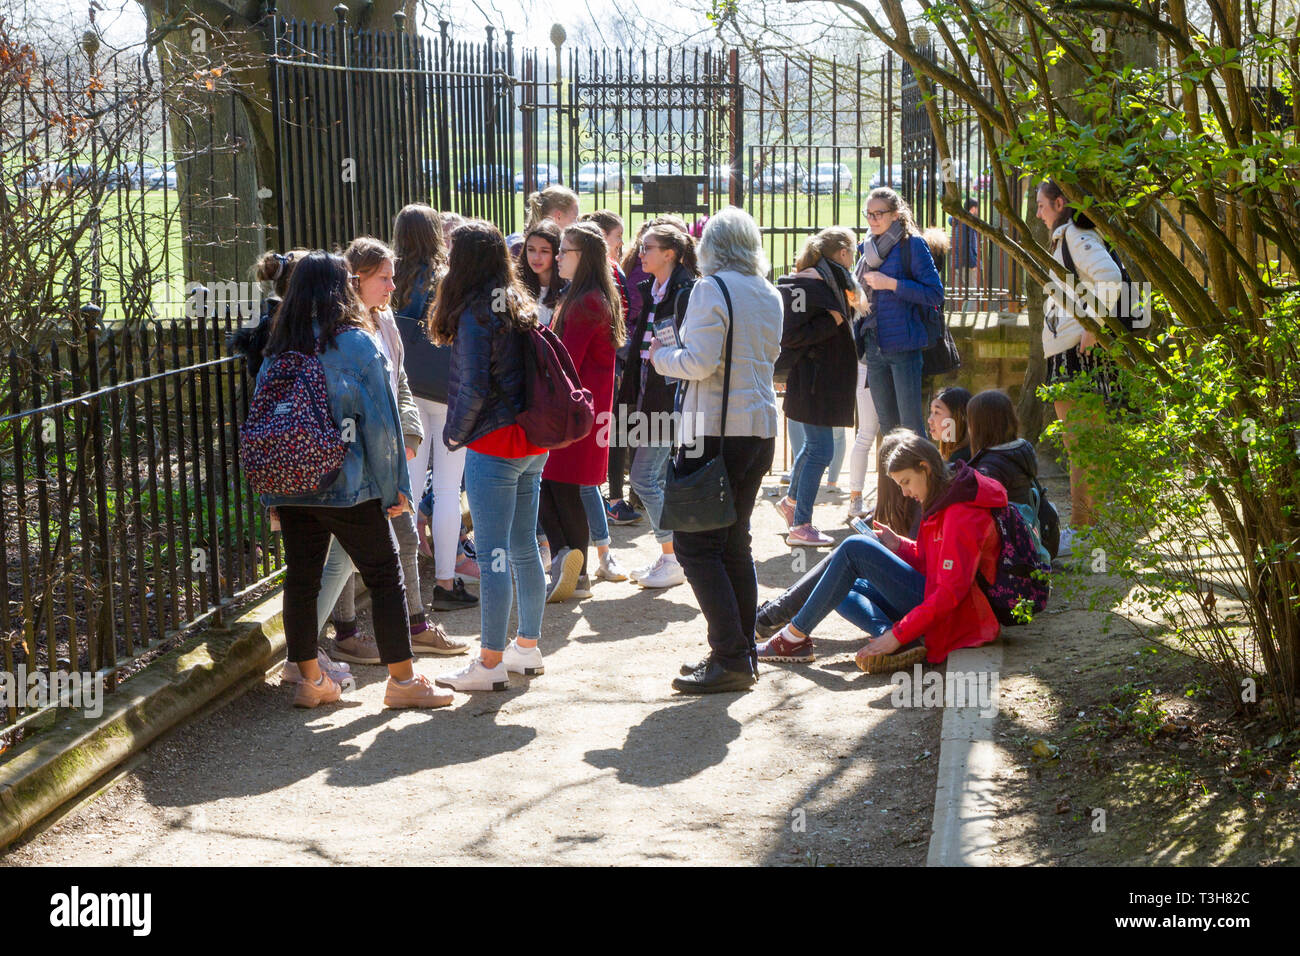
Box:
[659,275,738,533]
[901,238,961,377]
[394,269,452,403]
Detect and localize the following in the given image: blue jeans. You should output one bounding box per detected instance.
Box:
[786,422,845,485]
[464,450,548,651]
[791,534,926,638]
[863,330,926,438]
[787,423,835,526]
[629,443,673,544]
[580,483,611,548]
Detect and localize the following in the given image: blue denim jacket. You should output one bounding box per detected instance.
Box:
[256,327,413,511]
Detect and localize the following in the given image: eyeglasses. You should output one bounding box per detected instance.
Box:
[558,247,579,257]
[865,210,892,221]
[639,243,661,254]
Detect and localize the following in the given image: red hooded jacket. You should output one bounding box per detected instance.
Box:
[890,462,1006,662]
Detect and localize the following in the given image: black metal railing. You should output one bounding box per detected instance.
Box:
[0,315,280,746]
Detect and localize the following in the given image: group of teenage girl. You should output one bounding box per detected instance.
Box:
[239,176,1113,704]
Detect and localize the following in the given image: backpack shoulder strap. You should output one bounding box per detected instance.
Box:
[900,234,913,280]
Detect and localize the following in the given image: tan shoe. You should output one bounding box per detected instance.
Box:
[384,673,455,708]
[332,633,381,664]
[411,622,468,656]
[856,642,928,674]
[293,674,342,708]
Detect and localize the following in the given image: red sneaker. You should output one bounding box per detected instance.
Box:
[756,626,815,663]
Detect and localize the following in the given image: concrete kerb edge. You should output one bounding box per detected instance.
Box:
[926,642,1004,867]
[0,592,286,854]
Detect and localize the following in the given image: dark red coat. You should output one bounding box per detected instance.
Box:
[891,464,1006,662]
[542,290,617,485]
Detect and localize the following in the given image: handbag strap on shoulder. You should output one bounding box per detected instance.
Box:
[711,274,736,442]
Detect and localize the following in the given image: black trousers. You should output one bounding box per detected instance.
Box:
[278,500,412,665]
[608,444,628,501]
[539,478,590,575]
[672,435,775,672]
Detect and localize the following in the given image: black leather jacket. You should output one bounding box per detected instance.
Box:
[443,297,528,451]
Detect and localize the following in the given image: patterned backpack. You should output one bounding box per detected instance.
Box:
[240,350,346,495]
[977,504,1052,625]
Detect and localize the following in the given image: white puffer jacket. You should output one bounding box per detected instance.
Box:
[1042,222,1123,358]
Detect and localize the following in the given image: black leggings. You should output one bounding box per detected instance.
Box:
[539,479,590,575]
[608,444,628,501]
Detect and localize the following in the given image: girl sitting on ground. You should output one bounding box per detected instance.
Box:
[754,430,919,639]
[928,385,972,463]
[756,429,1006,672]
[966,388,1055,561]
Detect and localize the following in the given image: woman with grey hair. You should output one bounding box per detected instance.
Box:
[650,207,783,694]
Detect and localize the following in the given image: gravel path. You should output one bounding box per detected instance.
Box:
[3,468,941,866]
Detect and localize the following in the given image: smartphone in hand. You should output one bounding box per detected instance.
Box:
[850,516,876,537]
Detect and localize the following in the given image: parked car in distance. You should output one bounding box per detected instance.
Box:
[514,164,561,192]
[750,162,806,193]
[577,161,624,192]
[109,161,176,190]
[20,161,108,190]
[456,164,511,193]
[805,162,853,194]
[868,164,904,190]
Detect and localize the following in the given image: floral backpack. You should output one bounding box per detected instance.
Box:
[977,503,1052,625]
[240,349,345,495]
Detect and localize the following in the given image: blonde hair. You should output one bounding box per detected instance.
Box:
[795,226,857,271]
[525,185,580,231]
[866,187,920,237]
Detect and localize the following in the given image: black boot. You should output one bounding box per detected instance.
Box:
[672,658,757,694]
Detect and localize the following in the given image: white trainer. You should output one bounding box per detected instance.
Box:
[638,554,685,589]
[502,639,545,676]
[434,657,510,692]
[595,552,629,582]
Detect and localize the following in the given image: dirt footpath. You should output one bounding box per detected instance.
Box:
[3,467,941,867]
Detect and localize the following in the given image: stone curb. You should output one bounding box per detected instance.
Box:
[927,642,1004,866]
[0,596,286,853]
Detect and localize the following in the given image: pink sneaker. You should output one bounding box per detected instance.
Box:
[455,554,480,580]
[787,524,833,547]
[773,495,795,528]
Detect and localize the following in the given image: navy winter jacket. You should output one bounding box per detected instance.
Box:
[864,235,944,354]
[443,298,529,451]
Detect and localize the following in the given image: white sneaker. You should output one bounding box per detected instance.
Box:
[502,639,545,676]
[282,650,355,691]
[638,554,685,589]
[1057,526,1076,559]
[595,553,629,582]
[434,657,510,692]
[546,546,583,603]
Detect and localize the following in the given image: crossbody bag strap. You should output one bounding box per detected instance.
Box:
[711,275,736,442]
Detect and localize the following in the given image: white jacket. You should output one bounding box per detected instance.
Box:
[651,270,783,443]
[1042,222,1123,358]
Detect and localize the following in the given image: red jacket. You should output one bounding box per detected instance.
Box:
[891,463,1005,662]
[542,290,617,485]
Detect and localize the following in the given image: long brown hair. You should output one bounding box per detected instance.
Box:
[641,223,699,277]
[391,204,447,321]
[873,430,921,535]
[554,221,624,347]
[620,215,689,274]
[966,389,1020,456]
[428,220,536,345]
[517,218,562,308]
[932,386,971,461]
[265,252,368,356]
[342,236,393,330]
[866,187,921,237]
[884,429,952,512]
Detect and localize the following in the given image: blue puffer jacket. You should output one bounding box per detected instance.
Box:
[443,298,528,450]
[257,326,413,511]
[864,235,945,353]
